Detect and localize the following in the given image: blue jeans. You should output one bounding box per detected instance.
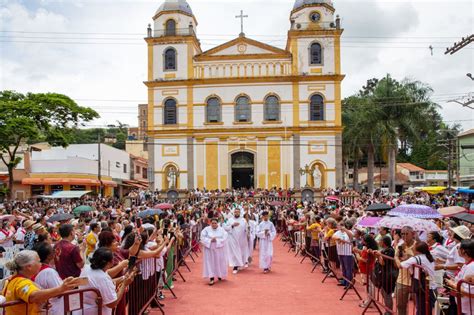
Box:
[338,255,354,286]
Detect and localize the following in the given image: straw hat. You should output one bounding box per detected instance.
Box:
[32,223,43,231]
[450,225,472,240]
[23,220,35,229]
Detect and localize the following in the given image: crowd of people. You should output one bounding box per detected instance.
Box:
[278,190,474,315]
[0,187,471,314]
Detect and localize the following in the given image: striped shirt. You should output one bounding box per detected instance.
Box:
[333,230,353,256]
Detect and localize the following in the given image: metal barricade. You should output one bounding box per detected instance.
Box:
[0,299,29,314]
[362,253,436,315]
[1,287,103,315]
[127,257,162,315]
[456,279,474,315]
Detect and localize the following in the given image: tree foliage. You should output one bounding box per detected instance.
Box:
[343,75,458,193]
[0,91,99,198]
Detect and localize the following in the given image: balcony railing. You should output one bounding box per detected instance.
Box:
[149,27,196,38]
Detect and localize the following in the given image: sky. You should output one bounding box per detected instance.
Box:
[0,0,473,130]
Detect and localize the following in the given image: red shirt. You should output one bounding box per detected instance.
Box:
[54,240,83,279]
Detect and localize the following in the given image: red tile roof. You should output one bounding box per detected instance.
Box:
[397,163,425,172]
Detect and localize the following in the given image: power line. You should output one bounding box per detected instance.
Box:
[0,30,465,39]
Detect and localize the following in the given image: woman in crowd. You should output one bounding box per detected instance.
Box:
[397,241,438,315]
[2,250,78,315]
[355,234,378,307]
[436,225,471,314]
[375,235,398,315]
[33,242,65,314]
[445,239,474,315]
[78,247,135,315]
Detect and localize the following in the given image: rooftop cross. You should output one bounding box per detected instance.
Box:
[235,10,248,37]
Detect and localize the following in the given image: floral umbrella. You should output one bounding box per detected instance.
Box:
[356,217,383,228]
[376,216,440,232]
[387,204,442,219]
[154,203,174,210]
[438,206,467,217]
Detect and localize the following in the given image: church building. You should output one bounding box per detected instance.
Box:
[145,0,344,191]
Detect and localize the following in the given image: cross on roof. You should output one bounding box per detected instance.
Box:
[235,10,248,37]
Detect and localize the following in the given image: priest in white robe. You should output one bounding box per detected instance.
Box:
[223,208,249,274]
[200,218,228,285]
[257,211,277,273]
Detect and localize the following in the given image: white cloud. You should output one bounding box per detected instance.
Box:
[0,0,472,129]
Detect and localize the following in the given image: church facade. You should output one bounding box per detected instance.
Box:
[145,0,344,191]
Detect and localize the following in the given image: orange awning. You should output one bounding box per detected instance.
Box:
[22,178,117,187]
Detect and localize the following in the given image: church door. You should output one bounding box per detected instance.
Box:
[231,152,255,189]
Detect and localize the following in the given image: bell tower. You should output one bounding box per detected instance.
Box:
[145,0,201,82]
[287,0,342,76]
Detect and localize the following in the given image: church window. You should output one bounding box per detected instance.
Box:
[164,98,177,125]
[165,19,176,36]
[264,95,280,121]
[310,42,322,65]
[206,97,221,123]
[164,48,177,71]
[309,94,324,121]
[235,96,251,122]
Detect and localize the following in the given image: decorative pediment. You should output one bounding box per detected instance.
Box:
[194,36,291,61]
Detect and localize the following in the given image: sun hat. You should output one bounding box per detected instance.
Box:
[450,225,472,240]
[23,220,35,229]
[32,223,43,231]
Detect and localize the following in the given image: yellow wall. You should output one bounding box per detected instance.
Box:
[267,140,281,188]
[206,142,218,189]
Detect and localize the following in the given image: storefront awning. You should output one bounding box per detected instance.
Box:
[22,178,117,187]
[41,190,93,199]
[123,180,149,189]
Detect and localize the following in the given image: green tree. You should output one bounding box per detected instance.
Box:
[0,91,99,198]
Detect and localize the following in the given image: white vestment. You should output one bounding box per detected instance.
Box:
[200,226,228,279]
[257,220,276,269]
[247,220,257,261]
[223,217,249,267]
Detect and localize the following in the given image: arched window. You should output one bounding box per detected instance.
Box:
[164,48,176,71]
[165,19,176,36]
[310,42,322,65]
[164,99,177,125]
[206,97,221,123]
[309,94,324,121]
[264,95,280,121]
[235,96,251,122]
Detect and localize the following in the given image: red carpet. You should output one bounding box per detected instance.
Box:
[151,237,363,315]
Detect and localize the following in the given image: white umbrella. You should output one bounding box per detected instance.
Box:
[376,216,439,232]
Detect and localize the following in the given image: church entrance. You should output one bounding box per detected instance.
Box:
[231,152,255,189]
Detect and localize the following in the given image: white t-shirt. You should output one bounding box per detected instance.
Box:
[446,243,465,276]
[14,228,26,249]
[429,243,449,261]
[34,267,64,314]
[400,254,438,290]
[0,229,14,248]
[455,261,474,315]
[333,230,352,256]
[79,266,117,315]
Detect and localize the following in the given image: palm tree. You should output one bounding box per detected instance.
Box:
[371,75,436,193]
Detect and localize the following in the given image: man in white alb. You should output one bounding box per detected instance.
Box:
[257,211,276,273]
[223,208,249,274]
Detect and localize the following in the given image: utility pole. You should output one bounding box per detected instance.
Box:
[448,93,474,110]
[98,131,103,197]
[438,131,458,191]
[445,34,473,55]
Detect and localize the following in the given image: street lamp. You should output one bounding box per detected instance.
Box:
[467,73,474,81]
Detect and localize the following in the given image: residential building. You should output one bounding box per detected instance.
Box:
[20,144,131,197]
[458,129,474,187]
